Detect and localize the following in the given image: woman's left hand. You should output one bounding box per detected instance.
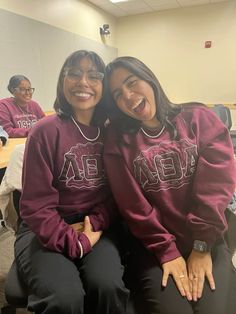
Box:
[187,250,215,302]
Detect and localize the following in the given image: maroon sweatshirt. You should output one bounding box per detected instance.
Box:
[104,105,235,265]
[0,97,45,137]
[20,114,117,259]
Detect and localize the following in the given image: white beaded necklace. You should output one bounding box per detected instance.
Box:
[15,102,31,122]
[16,103,28,115]
[141,126,165,138]
[71,116,100,142]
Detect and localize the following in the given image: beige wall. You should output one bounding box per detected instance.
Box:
[0,0,117,109]
[0,0,117,47]
[116,1,236,105]
[1,0,236,106]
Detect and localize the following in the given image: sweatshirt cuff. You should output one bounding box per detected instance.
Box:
[156,241,181,265]
[89,215,103,231]
[191,223,227,249]
[78,232,92,257]
[191,233,218,250]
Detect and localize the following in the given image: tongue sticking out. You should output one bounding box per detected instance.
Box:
[134,99,146,114]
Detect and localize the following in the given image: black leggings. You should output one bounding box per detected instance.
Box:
[14,223,129,314]
[128,238,236,314]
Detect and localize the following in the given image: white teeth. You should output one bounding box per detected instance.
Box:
[74,92,91,97]
[133,99,144,110]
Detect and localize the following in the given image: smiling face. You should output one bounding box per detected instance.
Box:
[109,67,160,129]
[63,57,103,125]
[13,80,33,107]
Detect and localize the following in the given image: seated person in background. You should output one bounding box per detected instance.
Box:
[0,125,8,147]
[104,56,236,314]
[0,75,45,138]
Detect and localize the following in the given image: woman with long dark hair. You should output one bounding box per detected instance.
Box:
[104,56,236,314]
[14,51,129,314]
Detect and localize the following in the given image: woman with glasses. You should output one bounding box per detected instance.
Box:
[14,50,129,314]
[0,75,45,137]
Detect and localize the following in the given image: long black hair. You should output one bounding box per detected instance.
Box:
[105,56,182,138]
[54,50,107,127]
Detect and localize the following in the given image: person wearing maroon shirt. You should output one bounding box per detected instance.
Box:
[0,75,45,137]
[104,56,236,314]
[14,51,129,314]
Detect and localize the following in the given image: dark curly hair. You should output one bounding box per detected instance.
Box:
[54,50,107,127]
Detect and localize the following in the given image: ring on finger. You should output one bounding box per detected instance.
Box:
[179,274,185,279]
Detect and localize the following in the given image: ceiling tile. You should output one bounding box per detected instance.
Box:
[144,0,178,5]
[115,0,151,10]
[210,0,229,2]
[88,0,109,5]
[177,0,209,5]
[97,3,127,16]
[87,0,231,17]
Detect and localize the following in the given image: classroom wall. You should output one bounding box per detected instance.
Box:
[0,0,116,46]
[1,0,236,108]
[116,1,236,105]
[0,0,117,111]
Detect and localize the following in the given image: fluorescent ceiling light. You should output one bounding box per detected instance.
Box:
[110,0,129,3]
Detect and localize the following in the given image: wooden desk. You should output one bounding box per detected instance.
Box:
[45,110,54,116]
[0,138,26,169]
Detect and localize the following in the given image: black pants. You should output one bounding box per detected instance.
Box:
[128,238,236,314]
[14,223,130,314]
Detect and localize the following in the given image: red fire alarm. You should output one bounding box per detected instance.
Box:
[205,41,212,48]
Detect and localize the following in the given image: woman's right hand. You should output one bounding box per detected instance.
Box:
[162,256,192,301]
[71,222,84,233]
[83,216,102,247]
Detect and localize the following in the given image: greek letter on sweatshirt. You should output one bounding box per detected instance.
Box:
[20,115,117,259]
[104,105,235,264]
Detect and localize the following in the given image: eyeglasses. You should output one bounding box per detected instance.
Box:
[64,68,104,85]
[14,87,35,95]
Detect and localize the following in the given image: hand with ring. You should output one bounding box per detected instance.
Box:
[187,250,215,301]
[162,256,192,301]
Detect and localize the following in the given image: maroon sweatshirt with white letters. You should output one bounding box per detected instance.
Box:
[104,105,235,264]
[0,97,45,137]
[20,114,117,259]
